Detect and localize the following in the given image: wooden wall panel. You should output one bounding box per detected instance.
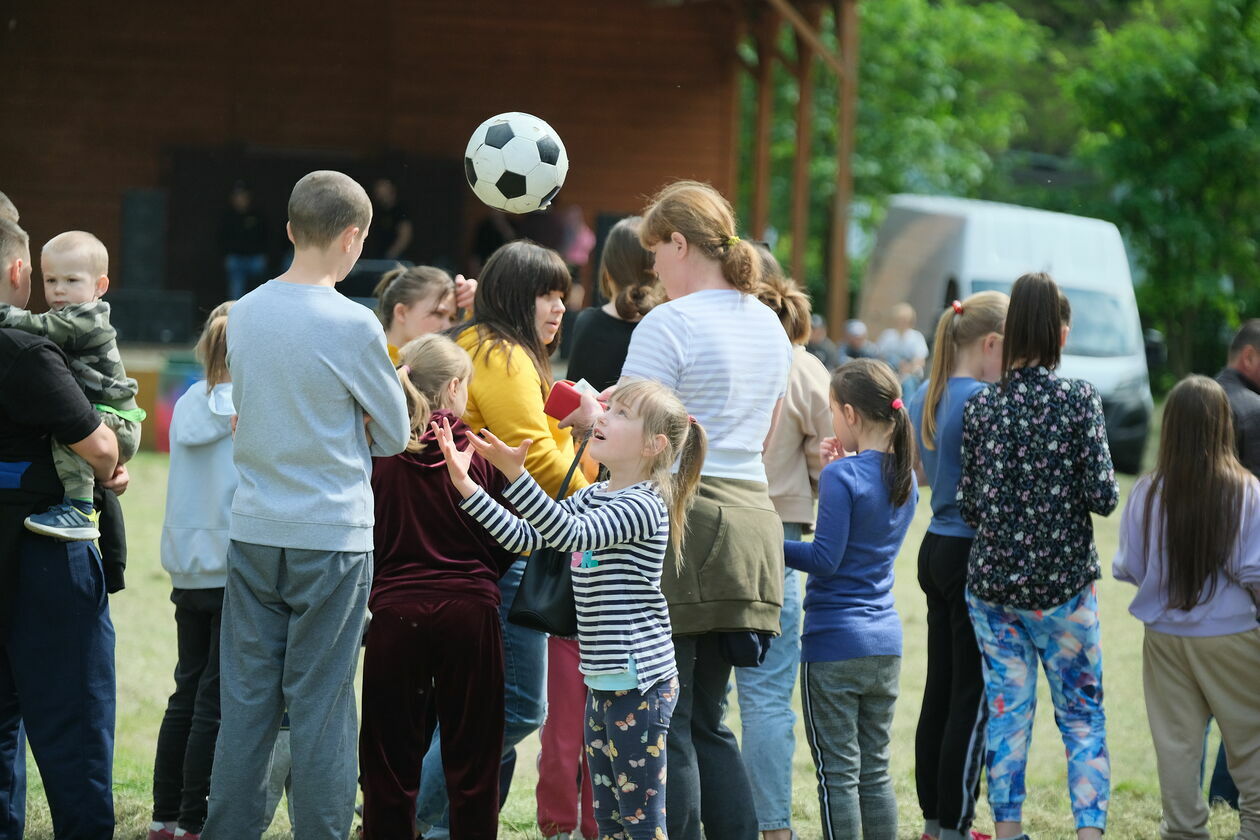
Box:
[0,1,739,306]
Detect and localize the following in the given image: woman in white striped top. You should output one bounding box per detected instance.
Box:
[434,378,707,840]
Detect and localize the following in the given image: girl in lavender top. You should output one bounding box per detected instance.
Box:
[1113,375,1260,840]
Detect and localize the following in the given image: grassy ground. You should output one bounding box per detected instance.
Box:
[21,450,1243,839]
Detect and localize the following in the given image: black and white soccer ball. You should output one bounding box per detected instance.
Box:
[464,112,569,214]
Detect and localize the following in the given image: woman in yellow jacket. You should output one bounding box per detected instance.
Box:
[415,239,585,838]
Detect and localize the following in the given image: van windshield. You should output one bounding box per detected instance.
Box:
[971,280,1140,357]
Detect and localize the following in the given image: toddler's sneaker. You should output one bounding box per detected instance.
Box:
[24,503,100,541]
[147,825,176,840]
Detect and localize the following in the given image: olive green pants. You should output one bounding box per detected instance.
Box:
[53,411,140,501]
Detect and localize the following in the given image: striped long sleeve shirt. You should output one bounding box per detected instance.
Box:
[461,470,677,692]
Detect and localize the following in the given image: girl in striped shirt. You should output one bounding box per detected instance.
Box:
[434,378,706,840]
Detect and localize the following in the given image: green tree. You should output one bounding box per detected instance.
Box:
[737,0,1045,305]
[1068,0,1260,374]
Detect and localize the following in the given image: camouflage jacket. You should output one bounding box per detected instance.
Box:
[0,300,139,409]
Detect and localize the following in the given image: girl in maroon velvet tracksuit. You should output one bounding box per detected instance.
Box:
[359,333,515,840]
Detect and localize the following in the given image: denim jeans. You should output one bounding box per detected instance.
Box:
[415,558,548,836]
[224,253,267,300]
[734,522,803,832]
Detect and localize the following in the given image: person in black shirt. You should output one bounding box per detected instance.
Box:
[363,178,413,261]
[220,182,268,300]
[567,216,659,392]
[0,217,127,840]
[1207,319,1260,811]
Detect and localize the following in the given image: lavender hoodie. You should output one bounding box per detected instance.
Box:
[1113,475,1260,636]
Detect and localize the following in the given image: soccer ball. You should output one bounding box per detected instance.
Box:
[464,112,569,214]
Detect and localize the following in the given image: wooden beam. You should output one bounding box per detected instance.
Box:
[790,7,821,284]
[750,8,779,240]
[764,0,845,79]
[826,0,858,336]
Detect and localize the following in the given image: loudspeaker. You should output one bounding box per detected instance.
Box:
[120,189,168,291]
[108,289,195,344]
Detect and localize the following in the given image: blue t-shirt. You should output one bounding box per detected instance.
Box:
[908,377,986,538]
[784,450,917,662]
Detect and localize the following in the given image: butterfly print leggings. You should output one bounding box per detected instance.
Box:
[585,678,679,840]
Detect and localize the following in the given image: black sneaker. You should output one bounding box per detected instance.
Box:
[24,503,100,541]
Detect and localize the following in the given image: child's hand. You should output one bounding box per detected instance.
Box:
[432,417,479,499]
[820,436,843,465]
[364,414,374,448]
[464,427,531,482]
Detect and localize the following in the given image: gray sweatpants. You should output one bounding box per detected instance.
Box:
[800,656,901,840]
[201,541,370,840]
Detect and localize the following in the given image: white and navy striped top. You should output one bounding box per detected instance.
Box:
[621,288,793,483]
[461,470,677,692]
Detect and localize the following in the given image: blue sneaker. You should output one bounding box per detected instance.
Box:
[24,503,100,541]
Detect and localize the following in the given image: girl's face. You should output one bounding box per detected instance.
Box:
[445,375,470,418]
[394,290,456,343]
[535,290,566,345]
[830,396,859,453]
[589,398,655,470]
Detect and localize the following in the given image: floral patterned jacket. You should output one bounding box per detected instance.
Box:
[958,366,1119,609]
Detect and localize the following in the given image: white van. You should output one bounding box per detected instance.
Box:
[858,194,1152,473]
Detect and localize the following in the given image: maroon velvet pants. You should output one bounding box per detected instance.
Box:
[359,597,505,840]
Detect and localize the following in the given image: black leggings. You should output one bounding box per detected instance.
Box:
[914,533,986,832]
[152,587,224,833]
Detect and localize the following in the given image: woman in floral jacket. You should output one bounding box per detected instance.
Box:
[958,272,1119,840]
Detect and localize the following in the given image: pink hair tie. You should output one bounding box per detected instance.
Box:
[688,414,697,425]
[400,365,411,375]
[891,398,904,411]
[951,300,964,315]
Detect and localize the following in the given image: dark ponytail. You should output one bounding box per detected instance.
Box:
[831,358,915,507]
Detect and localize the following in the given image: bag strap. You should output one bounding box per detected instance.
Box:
[554,434,590,501]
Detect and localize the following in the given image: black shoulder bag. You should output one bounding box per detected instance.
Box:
[507,436,589,637]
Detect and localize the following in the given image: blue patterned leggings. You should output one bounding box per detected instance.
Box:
[966,584,1110,831]
[586,678,679,840]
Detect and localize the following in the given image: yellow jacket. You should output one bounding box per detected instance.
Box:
[456,327,588,499]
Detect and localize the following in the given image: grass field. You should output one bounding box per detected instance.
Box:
[20,450,1243,839]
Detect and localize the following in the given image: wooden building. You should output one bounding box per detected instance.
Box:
[0,1,856,332]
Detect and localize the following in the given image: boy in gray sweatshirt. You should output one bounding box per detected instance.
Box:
[200,171,409,840]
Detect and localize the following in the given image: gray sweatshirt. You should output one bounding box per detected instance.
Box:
[227,279,409,552]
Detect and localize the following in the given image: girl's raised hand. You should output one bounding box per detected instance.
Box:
[820,436,843,465]
[432,417,479,499]
[465,427,532,482]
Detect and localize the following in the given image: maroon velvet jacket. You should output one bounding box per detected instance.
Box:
[370,409,517,609]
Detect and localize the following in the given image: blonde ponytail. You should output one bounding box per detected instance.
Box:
[396,333,474,453]
[921,291,1008,450]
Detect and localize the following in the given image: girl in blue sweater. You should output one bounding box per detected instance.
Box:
[786,357,918,840]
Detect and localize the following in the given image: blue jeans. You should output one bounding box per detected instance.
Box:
[224,253,267,300]
[415,559,548,836]
[0,535,116,840]
[734,523,803,832]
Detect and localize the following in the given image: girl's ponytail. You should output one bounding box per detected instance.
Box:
[395,333,475,453]
[921,291,1008,450]
[195,300,235,391]
[670,416,709,569]
[888,396,914,507]
[397,365,432,454]
[831,358,916,507]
